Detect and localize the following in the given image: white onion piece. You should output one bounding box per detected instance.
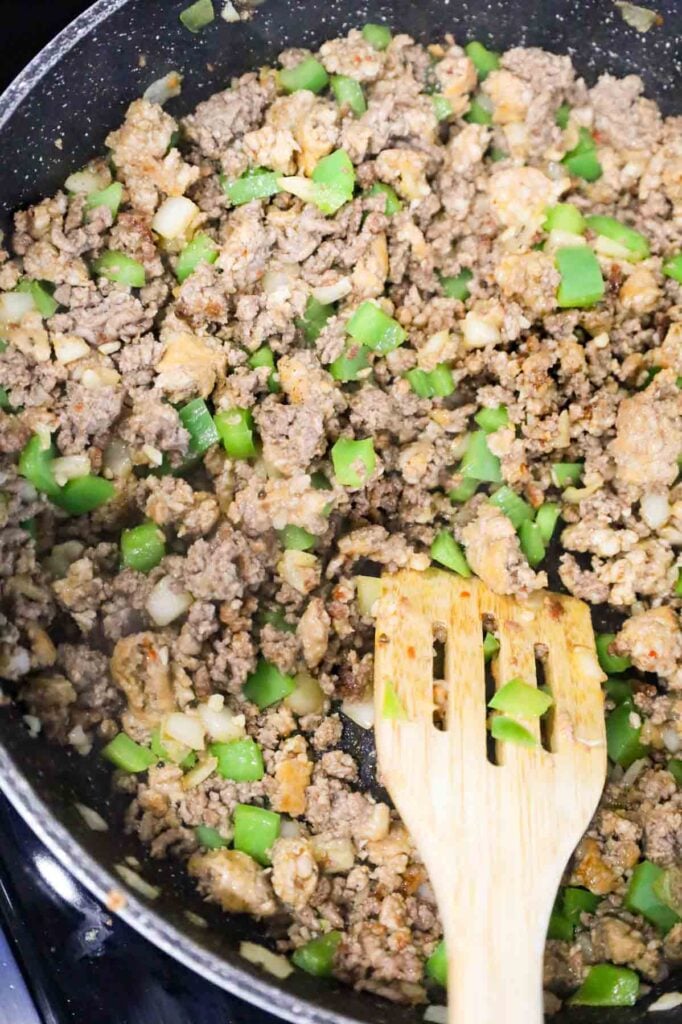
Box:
[277,550,318,594]
[640,491,670,530]
[143,71,183,106]
[285,671,325,716]
[52,334,90,364]
[182,755,218,790]
[0,290,35,327]
[648,991,682,1013]
[279,818,302,838]
[152,196,199,239]
[594,234,633,261]
[52,455,91,487]
[162,711,206,751]
[622,757,649,788]
[615,2,660,33]
[462,311,501,349]
[222,0,240,21]
[277,175,317,204]
[239,942,293,980]
[663,727,682,754]
[114,863,160,900]
[311,277,352,304]
[74,802,109,832]
[546,229,587,252]
[310,834,356,874]
[341,696,375,730]
[354,575,382,617]
[262,268,295,297]
[197,701,246,743]
[64,167,109,194]
[103,439,132,479]
[424,1007,447,1024]
[146,576,193,626]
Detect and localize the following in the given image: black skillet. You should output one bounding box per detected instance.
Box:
[1,2,681,1022]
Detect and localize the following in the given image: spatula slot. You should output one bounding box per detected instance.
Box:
[432,625,447,731]
[535,644,553,753]
[483,616,499,765]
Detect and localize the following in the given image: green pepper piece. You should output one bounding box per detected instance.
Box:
[519,520,546,568]
[489,677,553,717]
[490,715,537,747]
[430,530,472,577]
[244,658,296,710]
[429,363,455,397]
[93,250,146,288]
[439,268,473,301]
[120,521,166,573]
[176,233,219,283]
[585,215,650,262]
[331,437,376,487]
[555,103,571,130]
[55,475,115,515]
[562,128,603,182]
[232,803,280,865]
[102,732,156,773]
[331,75,366,116]
[365,181,402,215]
[406,368,435,399]
[459,430,502,483]
[431,94,453,121]
[179,0,214,32]
[483,632,500,661]
[85,182,124,220]
[222,168,281,206]
[662,253,682,283]
[465,95,493,125]
[195,825,229,849]
[449,477,479,503]
[278,57,329,94]
[361,23,392,50]
[296,296,335,343]
[329,343,370,382]
[248,345,280,392]
[0,385,11,411]
[606,702,648,768]
[310,471,332,491]
[178,398,220,455]
[214,407,257,459]
[542,203,586,235]
[292,931,343,977]
[425,939,447,987]
[596,633,631,675]
[547,909,573,941]
[16,279,59,318]
[278,525,316,551]
[535,502,561,544]
[551,462,583,488]
[569,964,639,1007]
[312,149,356,203]
[488,485,534,530]
[346,300,406,354]
[668,759,682,786]
[605,677,633,705]
[210,738,265,782]
[474,405,509,433]
[382,681,408,720]
[555,246,605,308]
[464,41,500,79]
[563,887,601,925]
[20,518,37,540]
[625,860,680,932]
[18,435,61,499]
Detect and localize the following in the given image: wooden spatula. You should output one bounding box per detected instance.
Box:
[373,569,607,1024]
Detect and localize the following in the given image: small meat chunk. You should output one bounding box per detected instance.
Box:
[254,397,326,476]
[297,597,330,669]
[270,836,319,909]
[110,632,176,739]
[461,504,546,597]
[589,73,662,151]
[188,848,277,916]
[269,735,313,817]
[614,607,682,690]
[611,373,682,490]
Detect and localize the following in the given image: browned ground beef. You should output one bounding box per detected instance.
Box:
[1,25,681,1011]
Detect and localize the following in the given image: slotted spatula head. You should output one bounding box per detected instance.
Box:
[373,569,607,1024]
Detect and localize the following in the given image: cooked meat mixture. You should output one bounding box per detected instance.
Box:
[1,24,681,1012]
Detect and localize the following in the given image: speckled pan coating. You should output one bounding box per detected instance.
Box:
[0,2,680,1022]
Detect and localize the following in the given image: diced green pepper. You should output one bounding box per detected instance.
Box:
[346,300,406,354]
[465,95,493,125]
[563,887,601,925]
[210,738,265,782]
[195,825,229,849]
[365,181,402,214]
[233,803,280,865]
[279,57,329,94]
[555,103,571,130]
[562,128,603,182]
[18,435,61,499]
[120,521,166,573]
[556,246,605,308]
[652,866,682,917]
[85,181,124,220]
[483,632,500,661]
[214,407,257,459]
[430,530,471,577]
[296,296,335,344]
[55,475,115,514]
[474,405,509,433]
[585,215,650,262]
[406,363,455,399]
[606,702,648,768]
[548,909,574,941]
[490,715,537,748]
[535,502,561,544]
[244,658,296,710]
[292,931,342,977]
[248,345,280,392]
[278,525,316,551]
[625,860,680,933]
[331,437,376,487]
[605,676,633,705]
[519,520,546,568]
[93,250,146,288]
[431,94,454,121]
[20,518,37,540]
[102,732,156,773]
[0,386,11,412]
[459,430,502,483]
[596,633,631,675]
[488,485,533,530]
[258,608,296,634]
[312,149,356,205]
[449,477,478,503]
[382,681,408,720]
[176,233,219,282]
[331,75,366,115]
[310,471,332,491]
[569,965,639,1007]
[542,203,586,235]
[668,759,682,786]
[489,677,553,717]
[179,0,214,32]
[406,368,434,398]
[439,268,473,301]
[222,168,281,206]
[425,939,447,987]
[464,41,500,79]
[551,462,583,488]
[329,343,370,382]
[361,23,392,50]
[16,279,58,318]
[662,253,682,283]
[179,397,220,455]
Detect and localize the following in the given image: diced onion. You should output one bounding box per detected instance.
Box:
[622,757,649,788]
[311,277,352,304]
[284,671,325,716]
[52,334,90,364]
[64,166,110,194]
[594,234,634,261]
[103,439,133,479]
[279,818,302,838]
[222,0,240,21]
[262,266,298,297]
[162,711,206,751]
[562,480,603,504]
[239,942,294,980]
[277,175,317,204]
[74,802,109,832]
[640,490,670,530]
[146,575,193,626]
[546,229,587,252]
[197,699,246,742]
[52,455,91,487]
[341,695,375,730]
[182,754,218,790]
[114,863,160,900]
[152,196,199,240]
[662,726,682,754]
[277,550,318,593]
[615,1,660,33]
[0,290,35,327]
[424,1007,447,1024]
[648,991,682,1013]
[462,310,501,349]
[80,366,121,389]
[310,834,356,874]
[143,71,183,106]
[355,575,382,617]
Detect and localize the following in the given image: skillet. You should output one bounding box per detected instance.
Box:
[0,1,681,1022]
